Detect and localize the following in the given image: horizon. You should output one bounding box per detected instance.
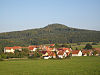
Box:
[0,0,100,32]
[0,23,99,33]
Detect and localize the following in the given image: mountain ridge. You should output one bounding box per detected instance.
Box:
[0,23,100,46]
[1,23,99,33]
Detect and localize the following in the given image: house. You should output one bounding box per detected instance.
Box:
[93,48,100,56]
[57,48,71,58]
[4,46,22,53]
[57,50,64,58]
[28,45,38,52]
[82,50,92,56]
[72,50,82,56]
[42,51,56,59]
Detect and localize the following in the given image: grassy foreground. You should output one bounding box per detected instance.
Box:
[0,56,100,75]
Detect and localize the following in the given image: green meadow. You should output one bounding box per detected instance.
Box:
[0,56,100,75]
[71,45,100,50]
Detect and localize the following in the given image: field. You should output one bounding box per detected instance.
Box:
[67,42,100,50]
[0,56,100,75]
[71,45,100,50]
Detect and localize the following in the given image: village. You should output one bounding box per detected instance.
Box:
[4,44,100,59]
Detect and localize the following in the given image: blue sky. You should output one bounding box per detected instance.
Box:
[0,0,100,32]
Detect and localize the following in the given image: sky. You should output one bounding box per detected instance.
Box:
[0,0,100,32]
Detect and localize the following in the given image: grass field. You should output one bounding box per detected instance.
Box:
[71,45,100,50]
[0,56,100,75]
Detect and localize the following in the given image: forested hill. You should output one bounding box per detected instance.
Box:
[0,24,100,47]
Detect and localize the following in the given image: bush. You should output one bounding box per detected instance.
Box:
[92,42,97,45]
[0,55,4,61]
[84,43,92,50]
[0,54,7,59]
[0,58,3,61]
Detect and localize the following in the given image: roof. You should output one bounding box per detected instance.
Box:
[5,46,22,50]
[43,46,54,51]
[93,48,100,53]
[94,48,100,51]
[28,45,38,48]
[50,44,55,46]
[58,48,70,52]
[5,47,12,50]
[62,48,70,51]
[58,50,64,55]
[47,51,56,56]
[72,50,80,54]
[28,45,38,50]
[28,47,34,50]
[82,50,91,54]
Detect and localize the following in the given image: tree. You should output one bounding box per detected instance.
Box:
[33,51,40,58]
[55,43,60,48]
[93,50,98,56]
[6,53,15,58]
[84,43,92,50]
[22,48,29,56]
[0,54,7,59]
[77,42,81,45]
[92,42,97,45]
[61,44,68,48]
[0,55,3,61]
[75,47,78,50]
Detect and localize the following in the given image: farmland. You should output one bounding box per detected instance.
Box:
[0,56,100,75]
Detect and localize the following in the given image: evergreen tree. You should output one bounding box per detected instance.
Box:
[84,43,92,50]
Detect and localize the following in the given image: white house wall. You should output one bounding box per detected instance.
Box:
[78,51,82,56]
[5,49,15,53]
[58,55,63,58]
[72,54,78,56]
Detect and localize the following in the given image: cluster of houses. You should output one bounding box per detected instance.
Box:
[4,44,100,59]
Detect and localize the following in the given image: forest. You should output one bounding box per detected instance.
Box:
[0,24,100,53]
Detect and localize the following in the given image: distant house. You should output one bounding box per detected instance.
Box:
[28,46,38,52]
[57,50,64,58]
[72,50,82,56]
[57,48,71,58]
[42,51,56,59]
[93,48,100,56]
[4,46,22,53]
[82,50,92,56]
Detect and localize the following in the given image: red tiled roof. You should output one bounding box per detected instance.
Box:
[47,51,56,56]
[50,44,55,46]
[45,46,54,51]
[28,45,38,48]
[93,48,100,53]
[29,47,34,50]
[62,48,70,51]
[82,50,90,54]
[5,46,22,50]
[28,45,38,50]
[58,50,64,55]
[72,50,79,54]
[5,47,12,50]
[58,48,70,51]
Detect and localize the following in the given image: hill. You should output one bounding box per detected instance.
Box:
[0,23,100,48]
